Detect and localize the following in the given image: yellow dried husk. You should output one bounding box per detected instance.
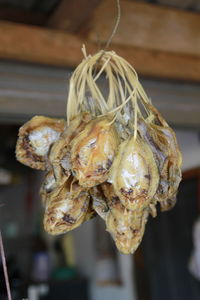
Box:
[16,116,66,170]
[91,183,149,254]
[137,103,182,213]
[70,116,120,187]
[49,112,91,185]
[43,176,92,235]
[108,135,159,211]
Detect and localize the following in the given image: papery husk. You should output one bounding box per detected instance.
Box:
[43,176,93,235]
[40,169,57,205]
[138,103,182,213]
[102,183,149,254]
[91,183,149,254]
[49,112,91,185]
[106,207,149,254]
[70,116,120,187]
[109,135,159,211]
[90,185,110,220]
[16,116,65,170]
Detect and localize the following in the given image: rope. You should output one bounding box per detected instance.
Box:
[92,0,121,76]
[0,230,12,300]
[104,0,121,51]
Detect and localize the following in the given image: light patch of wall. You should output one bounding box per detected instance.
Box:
[90,253,137,300]
[175,128,200,171]
[73,219,138,300]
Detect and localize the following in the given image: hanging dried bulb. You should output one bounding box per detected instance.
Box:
[49,112,91,185]
[109,135,159,211]
[41,114,91,207]
[16,116,65,170]
[91,183,149,254]
[106,207,149,254]
[15,46,183,255]
[70,116,120,187]
[138,103,182,212]
[156,125,182,210]
[43,176,94,235]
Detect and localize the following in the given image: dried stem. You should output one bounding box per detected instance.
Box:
[67,50,151,138]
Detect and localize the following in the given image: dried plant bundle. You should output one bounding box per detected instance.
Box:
[16,48,182,254]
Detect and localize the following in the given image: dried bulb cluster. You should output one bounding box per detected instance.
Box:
[16,50,182,254]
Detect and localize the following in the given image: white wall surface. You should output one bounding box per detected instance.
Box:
[90,253,137,300]
[73,220,138,300]
[175,128,200,171]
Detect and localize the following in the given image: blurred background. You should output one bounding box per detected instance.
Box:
[0,0,200,299]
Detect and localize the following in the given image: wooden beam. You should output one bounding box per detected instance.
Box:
[48,0,100,33]
[0,21,95,67]
[182,167,200,180]
[89,0,200,57]
[1,21,200,82]
[0,5,46,26]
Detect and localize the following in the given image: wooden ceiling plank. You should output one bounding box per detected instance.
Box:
[48,0,100,32]
[89,0,200,57]
[0,5,46,26]
[182,167,200,180]
[0,20,95,67]
[1,21,200,81]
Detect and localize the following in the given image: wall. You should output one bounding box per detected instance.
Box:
[175,128,200,171]
[73,219,138,300]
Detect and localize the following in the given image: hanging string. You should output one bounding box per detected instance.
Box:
[90,0,121,75]
[104,0,121,51]
[0,230,12,300]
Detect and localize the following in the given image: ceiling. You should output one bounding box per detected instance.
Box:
[0,0,200,28]
[0,1,200,81]
[0,0,200,12]
[0,0,60,14]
